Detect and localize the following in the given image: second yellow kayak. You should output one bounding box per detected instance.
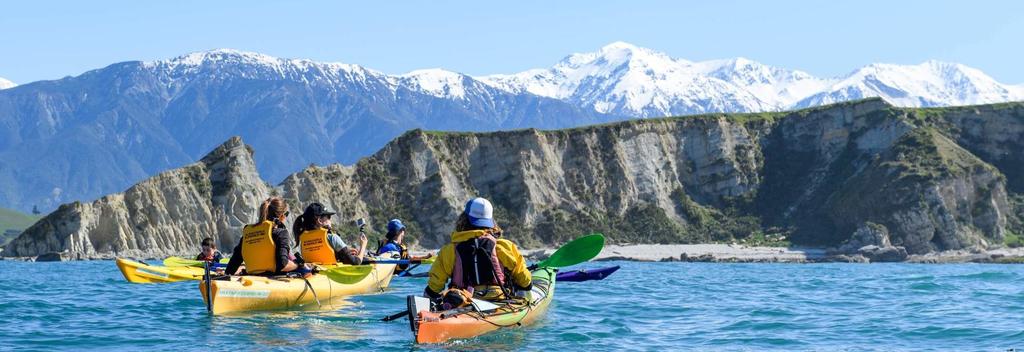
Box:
[116,258,206,284]
[199,263,397,315]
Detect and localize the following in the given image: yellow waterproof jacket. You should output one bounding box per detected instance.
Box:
[426,230,532,294]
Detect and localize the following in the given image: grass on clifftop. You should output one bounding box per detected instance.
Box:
[413,98,895,139]
[0,207,42,246]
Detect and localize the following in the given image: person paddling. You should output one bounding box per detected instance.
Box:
[196,237,224,263]
[293,202,368,265]
[377,219,433,273]
[423,197,532,307]
[224,197,306,275]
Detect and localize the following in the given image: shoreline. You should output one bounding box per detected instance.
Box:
[4,244,1024,264]
[524,244,1024,264]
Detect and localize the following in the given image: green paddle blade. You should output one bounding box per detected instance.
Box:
[535,233,605,268]
[321,265,375,284]
[163,256,229,267]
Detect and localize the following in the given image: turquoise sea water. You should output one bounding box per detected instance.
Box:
[1,261,1022,351]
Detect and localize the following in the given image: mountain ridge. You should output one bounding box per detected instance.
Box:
[2,43,1023,213]
[6,99,1023,260]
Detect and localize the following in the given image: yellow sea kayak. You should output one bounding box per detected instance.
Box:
[116,258,206,284]
[199,263,396,315]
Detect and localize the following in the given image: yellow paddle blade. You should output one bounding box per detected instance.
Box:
[163,256,201,267]
[321,265,375,284]
[163,256,229,267]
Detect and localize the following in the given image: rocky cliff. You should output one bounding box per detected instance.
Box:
[2,137,271,259]
[5,99,1023,259]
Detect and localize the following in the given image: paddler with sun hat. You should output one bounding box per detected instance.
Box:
[423,197,533,308]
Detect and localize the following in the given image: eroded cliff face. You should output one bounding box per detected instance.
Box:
[3,137,271,259]
[5,99,1022,258]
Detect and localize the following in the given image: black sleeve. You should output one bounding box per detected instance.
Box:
[225,241,243,274]
[273,228,292,272]
[336,246,363,265]
[213,251,224,263]
[424,286,442,301]
[195,253,204,260]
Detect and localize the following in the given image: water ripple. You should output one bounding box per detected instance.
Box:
[2,261,1023,351]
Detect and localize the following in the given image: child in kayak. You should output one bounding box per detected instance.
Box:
[377,219,433,273]
[377,219,434,259]
[224,197,306,275]
[293,202,368,265]
[195,237,224,263]
[424,197,532,306]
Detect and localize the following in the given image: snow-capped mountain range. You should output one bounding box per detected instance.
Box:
[481,41,1024,116]
[1,42,1023,212]
[139,42,1024,118]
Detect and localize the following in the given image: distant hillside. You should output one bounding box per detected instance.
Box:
[6,99,1023,260]
[0,207,41,247]
[3,43,1023,214]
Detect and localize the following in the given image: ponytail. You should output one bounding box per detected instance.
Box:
[292,213,308,243]
[259,199,272,223]
[256,197,288,225]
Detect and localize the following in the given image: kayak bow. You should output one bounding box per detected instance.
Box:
[116,258,207,284]
[555,265,620,282]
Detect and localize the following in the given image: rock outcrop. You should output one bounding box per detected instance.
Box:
[4,99,1023,259]
[2,137,271,259]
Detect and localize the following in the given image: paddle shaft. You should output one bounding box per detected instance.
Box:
[382,309,409,322]
[203,262,213,313]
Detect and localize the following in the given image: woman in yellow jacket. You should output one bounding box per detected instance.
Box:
[424,197,532,304]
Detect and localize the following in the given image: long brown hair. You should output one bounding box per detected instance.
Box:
[258,197,288,224]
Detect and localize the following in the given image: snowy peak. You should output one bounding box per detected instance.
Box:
[480,42,1024,116]
[481,42,784,116]
[797,60,1023,108]
[398,69,474,99]
[0,77,15,90]
[559,41,687,70]
[142,49,380,85]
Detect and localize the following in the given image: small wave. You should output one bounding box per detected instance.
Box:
[946,271,1016,281]
[907,282,944,291]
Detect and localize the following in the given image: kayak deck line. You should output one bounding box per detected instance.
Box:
[410,267,557,344]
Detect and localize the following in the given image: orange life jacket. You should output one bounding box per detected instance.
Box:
[299,228,337,265]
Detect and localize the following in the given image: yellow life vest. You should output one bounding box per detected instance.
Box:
[241,220,277,274]
[299,228,337,265]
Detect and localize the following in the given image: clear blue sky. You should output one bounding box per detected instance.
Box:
[2,0,1023,84]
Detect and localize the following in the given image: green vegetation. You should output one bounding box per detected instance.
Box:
[1004,231,1024,248]
[881,128,982,181]
[738,231,792,247]
[526,203,703,247]
[0,207,42,247]
[994,256,1024,264]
